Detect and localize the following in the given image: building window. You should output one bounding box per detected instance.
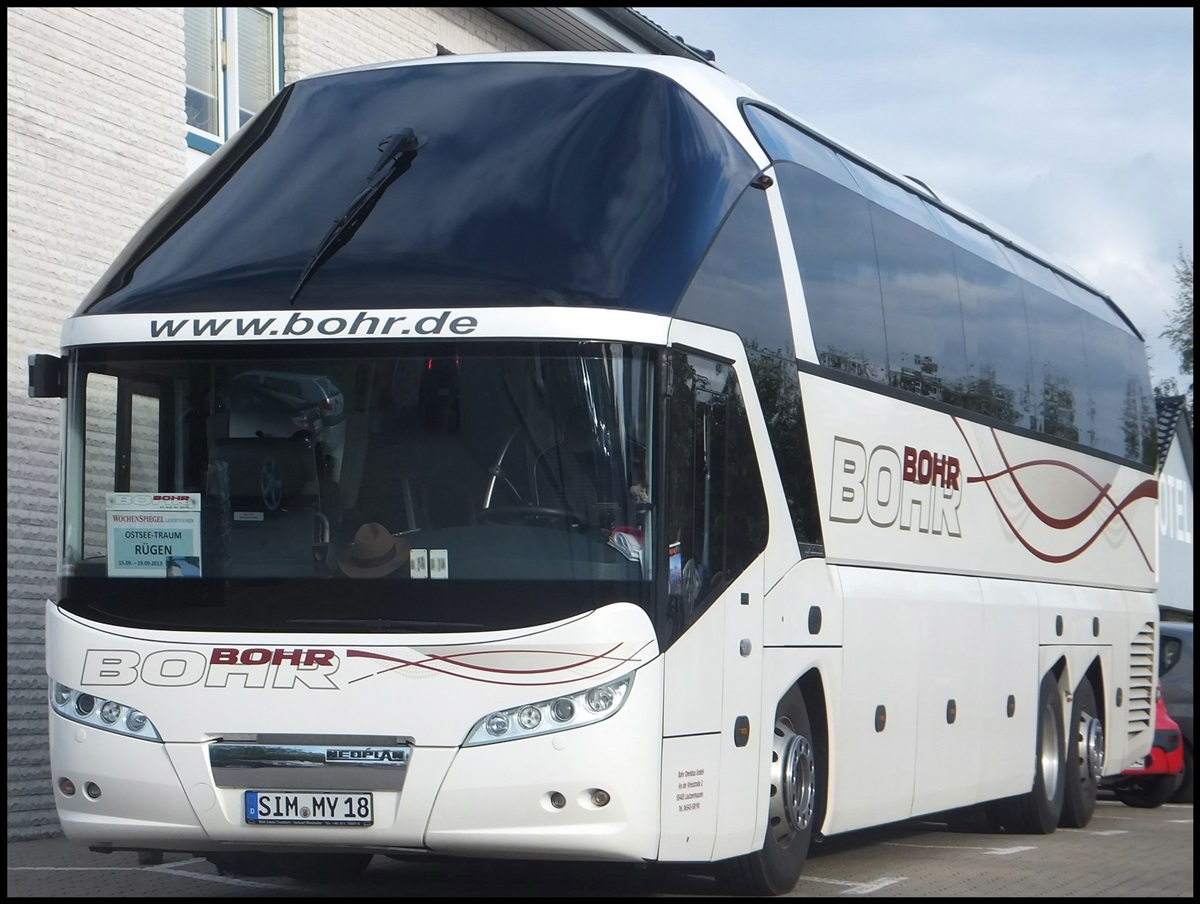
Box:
[185,7,282,154]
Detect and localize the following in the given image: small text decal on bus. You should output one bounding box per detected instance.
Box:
[146,309,478,340]
[829,437,963,536]
[80,648,341,690]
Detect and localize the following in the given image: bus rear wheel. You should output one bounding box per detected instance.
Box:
[721,689,818,895]
[995,671,1065,834]
[1059,677,1102,828]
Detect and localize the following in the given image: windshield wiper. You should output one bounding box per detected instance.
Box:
[289,128,424,304]
[285,618,485,631]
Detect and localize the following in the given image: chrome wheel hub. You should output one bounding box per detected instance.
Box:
[770,718,815,841]
[1082,712,1104,782]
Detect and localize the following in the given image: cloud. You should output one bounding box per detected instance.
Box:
[637,7,1194,385]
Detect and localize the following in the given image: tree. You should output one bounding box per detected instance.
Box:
[1161,247,1193,382]
[1159,247,1193,417]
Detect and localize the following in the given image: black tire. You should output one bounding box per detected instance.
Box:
[721,689,819,895]
[1169,741,1193,804]
[273,852,373,882]
[994,672,1066,834]
[1059,677,1102,828]
[1113,775,1177,809]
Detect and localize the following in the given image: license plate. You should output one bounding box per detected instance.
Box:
[245,791,373,826]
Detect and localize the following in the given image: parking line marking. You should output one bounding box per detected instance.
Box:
[882,840,1038,856]
[148,858,206,870]
[1088,830,1129,836]
[800,875,907,894]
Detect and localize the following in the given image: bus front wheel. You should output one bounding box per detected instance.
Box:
[995,671,1066,834]
[721,689,818,895]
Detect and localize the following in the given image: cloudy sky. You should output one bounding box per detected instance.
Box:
[637,7,1194,393]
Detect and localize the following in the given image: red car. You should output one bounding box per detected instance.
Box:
[1104,682,1185,808]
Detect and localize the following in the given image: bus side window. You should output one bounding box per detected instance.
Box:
[664,351,768,635]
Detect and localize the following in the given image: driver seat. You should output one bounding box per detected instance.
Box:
[532,408,622,528]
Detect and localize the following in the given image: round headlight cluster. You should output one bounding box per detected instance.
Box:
[466,674,634,747]
[49,682,161,741]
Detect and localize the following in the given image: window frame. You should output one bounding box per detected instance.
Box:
[186,7,284,155]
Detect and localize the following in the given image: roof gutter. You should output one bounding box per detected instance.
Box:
[485,7,718,66]
[594,8,717,63]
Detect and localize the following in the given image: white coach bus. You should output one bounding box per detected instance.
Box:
[30,52,1161,894]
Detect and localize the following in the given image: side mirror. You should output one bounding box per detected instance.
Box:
[28,354,66,398]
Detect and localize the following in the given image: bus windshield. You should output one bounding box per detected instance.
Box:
[61,341,655,633]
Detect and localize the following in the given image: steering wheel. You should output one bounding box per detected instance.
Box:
[480,504,590,531]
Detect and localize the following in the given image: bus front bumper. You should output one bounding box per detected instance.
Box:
[50,705,661,861]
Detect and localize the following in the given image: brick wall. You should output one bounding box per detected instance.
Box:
[6,6,548,842]
[7,6,187,840]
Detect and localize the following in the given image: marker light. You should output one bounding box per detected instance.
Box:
[464,673,634,746]
[49,682,161,741]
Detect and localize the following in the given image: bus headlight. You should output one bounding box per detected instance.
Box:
[464,673,634,747]
[49,682,162,741]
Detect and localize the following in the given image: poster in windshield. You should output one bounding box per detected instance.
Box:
[106,493,201,578]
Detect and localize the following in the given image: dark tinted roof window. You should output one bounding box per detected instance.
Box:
[81,62,757,316]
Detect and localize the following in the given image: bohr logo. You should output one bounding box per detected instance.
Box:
[829,437,963,537]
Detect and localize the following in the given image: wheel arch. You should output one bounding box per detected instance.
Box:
[1080,658,1107,736]
[1049,654,1068,687]
[1060,655,1109,747]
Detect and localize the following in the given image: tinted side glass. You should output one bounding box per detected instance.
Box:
[744,105,859,190]
[1005,254,1089,442]
[748,352,824,554]
[953,247,1035,428]
[864,202,968,403]
[775,161,888,383]
[1084,316,1143,459]
[675,184,794,359]
[745,103,1155,467]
